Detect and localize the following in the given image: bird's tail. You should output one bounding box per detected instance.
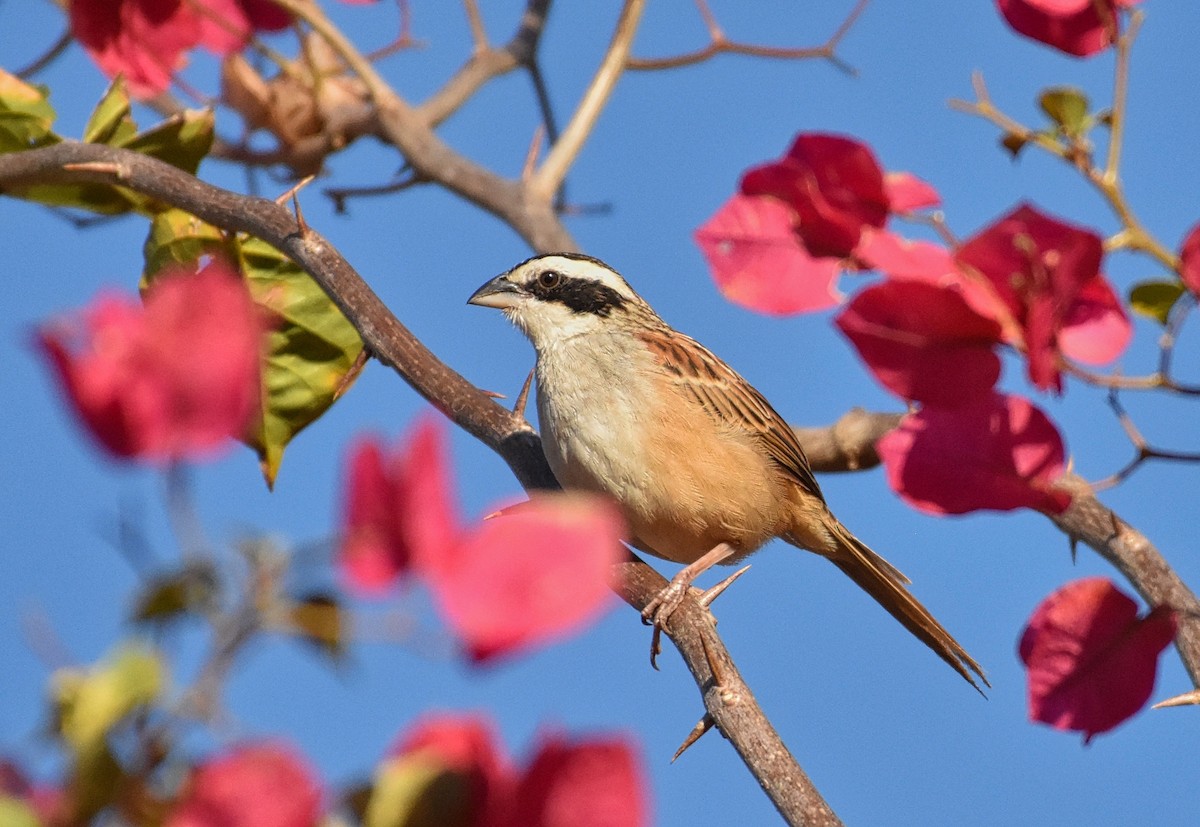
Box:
[796,521,989,692]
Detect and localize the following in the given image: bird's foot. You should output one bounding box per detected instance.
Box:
[642,578,691,670]
[640,543,738,669]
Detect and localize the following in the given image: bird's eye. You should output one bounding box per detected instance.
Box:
[536,270,561,290]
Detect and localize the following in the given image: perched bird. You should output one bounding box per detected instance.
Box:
[468,252,986,689]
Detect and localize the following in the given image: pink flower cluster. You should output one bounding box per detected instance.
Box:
[68,0,378,98]
[338,414,627,662]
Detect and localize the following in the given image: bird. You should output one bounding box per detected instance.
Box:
[468,252,987,690]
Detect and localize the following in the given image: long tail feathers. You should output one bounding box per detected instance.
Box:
[824,523,989,693]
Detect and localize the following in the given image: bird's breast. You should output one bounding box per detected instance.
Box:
[534,336,785,565]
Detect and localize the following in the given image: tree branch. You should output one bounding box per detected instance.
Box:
[626,0,867,74]
[529,0,645,203]
[1049,475,1200,686]
[272,0,574,252]
[0,142,842,825]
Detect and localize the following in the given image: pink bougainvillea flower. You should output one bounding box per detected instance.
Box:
[337,414,461,595]
[835,280,1003,408]
[877,392,1071,515]
[741,133,890,259]
[956,203,1111,393]
[883,171,941,213]
[37,261,263,463]
[70,0,200,98]
[1019,577,1177,743]
[509,734,649,827]
[338,418,623,661]
[1057,276,1131,365]
[189,0,256,56]
[995,0,1139,58]
[69,0,296,97]
[694,193,842,315]
[168,742,322,827]
[338,437,409,594]
[427,493,625,663]
[1177,221,1200,297]
[237,0,292,31]
[855,229,956,282]
[387,713,513,827]
[381,715,647,827]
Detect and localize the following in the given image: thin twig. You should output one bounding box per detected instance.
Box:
[529,0,646,204]
[463,0,489,52]
[627,0,867,74]
[16,26,73,79]
[1091,390,1200,490]
[950,34,1176,271]
[1103,9,1142,183]
[325,167,427,214]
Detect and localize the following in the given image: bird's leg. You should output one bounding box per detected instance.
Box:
[642,542,737,631]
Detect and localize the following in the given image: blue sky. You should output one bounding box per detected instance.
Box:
[3,2,1199,824]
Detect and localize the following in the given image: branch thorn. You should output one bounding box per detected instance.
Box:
[671,712,716,762]
[699,565,750,609]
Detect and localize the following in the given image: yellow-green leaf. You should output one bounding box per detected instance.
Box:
[1039,86,1090,138]
[83,78,137,146]
[5,108,212,215]
[0,68,57,153]
[365,757,474,827]
[120,109,213,176]
[132,561,220,623]
[0,798,41,827]
[238,237,365,486]
[142,213,365,485]
[1129,279,1185,326]
[143,208,229,280]
[52,644,164,755]
[289,592,346,662]
[66,741,123,823]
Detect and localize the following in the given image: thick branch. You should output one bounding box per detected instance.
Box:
[794,408,902,473]
[273,0,574,252]
[0,142,841,825]
[616,562,840,827]
[1049,476,1200,685]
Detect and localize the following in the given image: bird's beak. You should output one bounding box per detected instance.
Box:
[467,274,524,309]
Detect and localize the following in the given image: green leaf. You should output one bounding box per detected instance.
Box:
[143,208,229,279]
[9,182,139,214]
[142,213,365,485]
[1129,279,1185,326]
[289,592,347,662]
[1039,86,1090,138]
[52,644,164,755]
[120,108,214,176]
[0,68,57,153]
[4,108,212,215]
[67,741,123,823]
[83,78,137,146]
[239,237,365,486]
[365,758,475,827]
[0,798,41,827]
[132,561,220,623]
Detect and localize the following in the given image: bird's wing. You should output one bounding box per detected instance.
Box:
[637,328,825,502]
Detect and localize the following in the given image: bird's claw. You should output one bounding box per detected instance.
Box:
[641,580,691,669]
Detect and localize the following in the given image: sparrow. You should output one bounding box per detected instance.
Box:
[469,252,986,689]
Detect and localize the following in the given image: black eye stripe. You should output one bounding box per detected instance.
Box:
[528,272,627,316]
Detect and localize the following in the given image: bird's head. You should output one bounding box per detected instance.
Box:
[467,253,648,347]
